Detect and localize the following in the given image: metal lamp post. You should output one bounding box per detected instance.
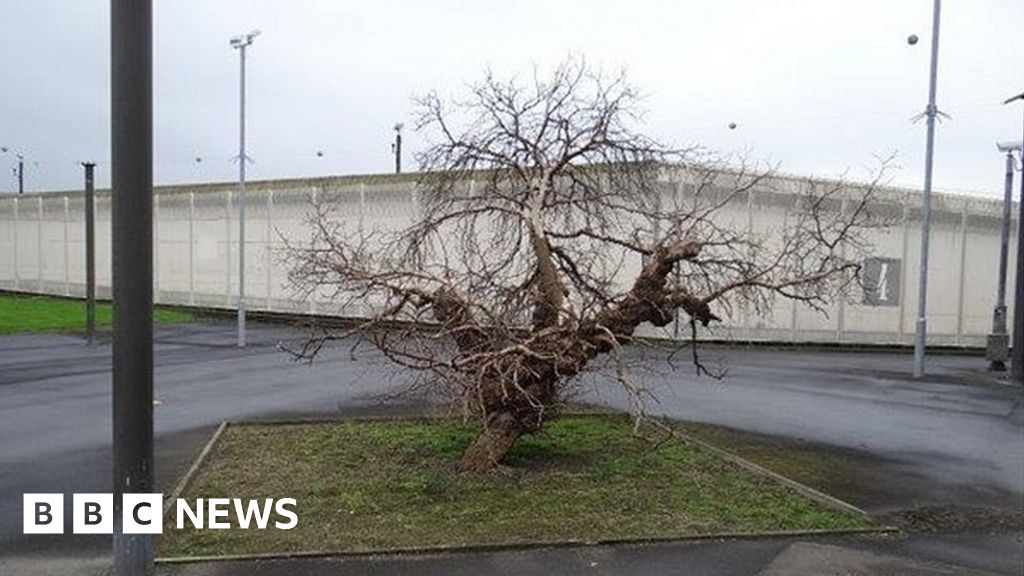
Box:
[1,147,25,194]
[83,162,97,345]
[392,123,403,174]
[230,29,259,348]
[912,0,943,378]
[111,0,154,573]
[15,154,23,194]
[988,142,1020,371]
[1005,92,1024,382]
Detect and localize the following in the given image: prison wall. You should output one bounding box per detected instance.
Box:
[0,171,1014,347]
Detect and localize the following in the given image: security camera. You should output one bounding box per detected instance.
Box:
[997,141,1022,153]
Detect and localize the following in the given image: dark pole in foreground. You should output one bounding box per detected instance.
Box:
[111,0,154,574]
[17,155,24,195]
[1008,92,1024,383]
[83,162,96,345]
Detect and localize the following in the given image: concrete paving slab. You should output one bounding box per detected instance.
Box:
[154,539,790,576]
[0,555,109,576]
[756,541,1003,576]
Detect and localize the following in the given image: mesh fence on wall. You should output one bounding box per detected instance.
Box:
[0,174,1013,347]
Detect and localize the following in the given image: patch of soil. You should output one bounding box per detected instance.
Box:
[878,505,1024,535]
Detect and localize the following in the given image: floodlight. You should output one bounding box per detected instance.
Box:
[230,30,260,49]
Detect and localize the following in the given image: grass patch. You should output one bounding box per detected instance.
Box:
[160,415,866,558]
[0,293,193,334]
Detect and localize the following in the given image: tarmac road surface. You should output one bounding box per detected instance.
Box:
[0,320,1020,574]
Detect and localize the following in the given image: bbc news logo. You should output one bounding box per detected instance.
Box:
[24,494,298,534]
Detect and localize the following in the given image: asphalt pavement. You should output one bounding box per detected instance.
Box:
[0,320,1020,575]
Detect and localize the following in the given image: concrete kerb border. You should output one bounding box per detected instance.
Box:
[162,421,227,523]
[670,427,871,518]
[153,412,899,566]
[154,527,900,566]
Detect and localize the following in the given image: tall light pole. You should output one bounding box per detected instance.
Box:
[989,142,1020,371]
[111,0,154,574]
[392,123,403,174]
[1,147,25,194]
[912,0,943,378]
[230,29,259,348]
[1005,92,1024,382]
[15,154,23,194]
[83,162,97,345]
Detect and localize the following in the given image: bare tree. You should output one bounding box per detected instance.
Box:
[288,59,885,472]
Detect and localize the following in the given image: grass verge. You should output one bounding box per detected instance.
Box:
[159,415,866,558]
[0,293,193,334]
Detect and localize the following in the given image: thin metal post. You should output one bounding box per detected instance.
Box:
[111,0,154,573]
[36,196,43,290]
[17,155,24,195]
[1014,160,1024,382]
[231,33,258,348]
[394,124,403,174]
[913,0,942,378]
[84,163,96,344]
[63,195,69,296]
[12,197,18,289]
[188,191,195,305]
[238,43,247,347]
[1011,94,1024,383]
[989,151,1014,370]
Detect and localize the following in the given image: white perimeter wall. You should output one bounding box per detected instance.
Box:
[0,171,1015,347]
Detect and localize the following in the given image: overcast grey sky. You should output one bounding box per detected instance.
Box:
[0,1,1021,196]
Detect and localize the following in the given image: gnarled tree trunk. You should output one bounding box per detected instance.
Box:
[460,410,526,473]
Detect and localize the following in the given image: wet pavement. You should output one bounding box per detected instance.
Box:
[0,320,1021,574]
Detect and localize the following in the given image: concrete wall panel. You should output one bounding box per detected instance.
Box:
[0,170,1013,347]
